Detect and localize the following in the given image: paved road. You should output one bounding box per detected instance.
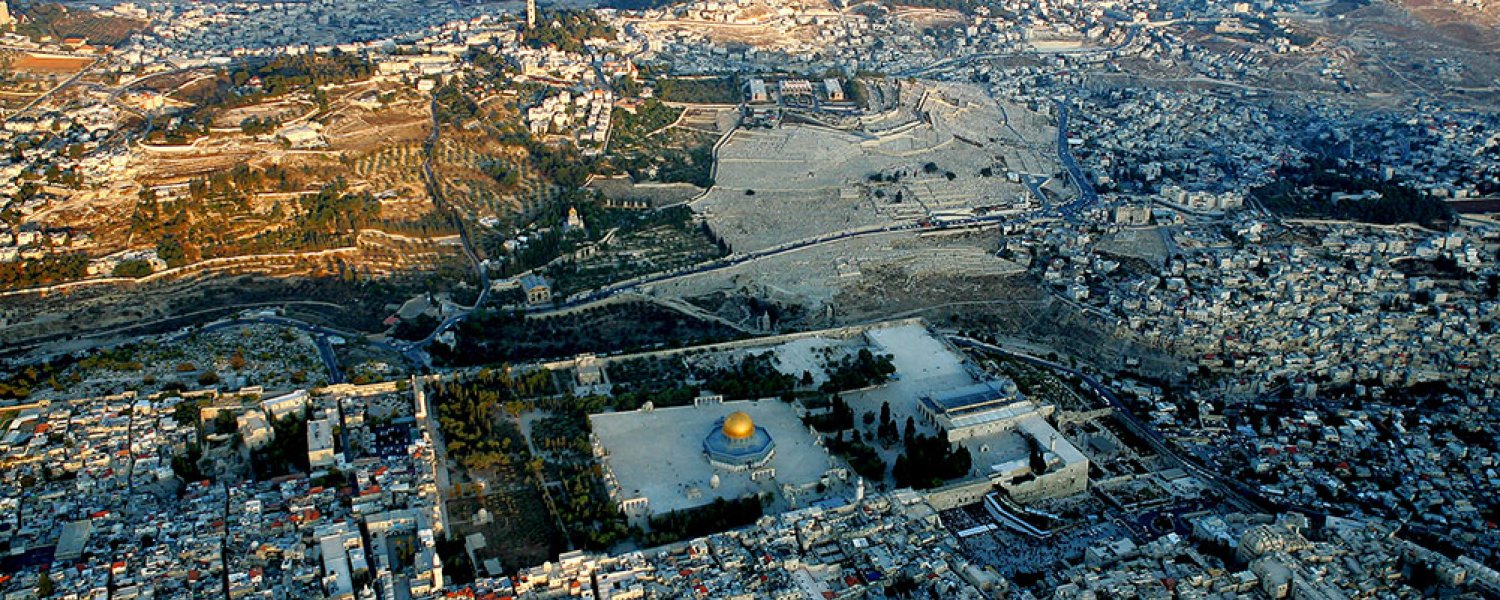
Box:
[375,96,495,357]
[313,336,344,384]
[1021,175,1050,208]
[1052,101,1100,219]
[121,215,1012,374]
[0,300,354,363]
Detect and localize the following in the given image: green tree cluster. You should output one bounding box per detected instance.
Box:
[1251,154,1455,229]
[521,11,615,54]
[826,428,886,482]
[218,51,374,101]
[819,349,896,393]
[428,369,529,472]
[646,496,763,545]
[111,259,154,278]
[239,116,280,135]
[892,433,971,489]
[655,77,741,104]
[806,394,856,432]
[0,253,87,291]
[433,83,479,124]
[437,302,740,366]
[702,352,799,400]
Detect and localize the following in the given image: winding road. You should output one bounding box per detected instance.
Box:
[1052,101,1100,219]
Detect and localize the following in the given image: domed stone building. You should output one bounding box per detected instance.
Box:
[702,411,776,471]
[589,397,841,517]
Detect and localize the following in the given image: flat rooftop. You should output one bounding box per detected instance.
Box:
[591,400,836,516]
[921,380,1022,415]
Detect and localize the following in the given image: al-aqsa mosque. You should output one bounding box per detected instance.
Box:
[703,411,776,471]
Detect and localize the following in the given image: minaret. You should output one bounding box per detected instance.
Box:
[0,1,12,28]
[525,0,537,29]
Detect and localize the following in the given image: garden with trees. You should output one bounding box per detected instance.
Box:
[433,302,743,367]
[819,349,897,393]
[521,11,615,54]
[892,432,972,489]
[428,369,564,570]
[605,101,716,187]
[654,77,741,104]
[1251,154,1455,229]
[0,253,87,291]
[526,404,636,551]
[125,174,401,272]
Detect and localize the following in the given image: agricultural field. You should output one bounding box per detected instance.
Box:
[11,63,461,294]
[432,129,557,222]
[8,53,94,73]
[428,88,592,228]
[18,3,147,47]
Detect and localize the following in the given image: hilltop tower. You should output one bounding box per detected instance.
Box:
[525,0,537,28]
[0,1,13,28]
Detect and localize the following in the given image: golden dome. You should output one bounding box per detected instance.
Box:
[723,411,755,440]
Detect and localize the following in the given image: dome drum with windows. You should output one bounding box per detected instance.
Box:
[702,411,776,471]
